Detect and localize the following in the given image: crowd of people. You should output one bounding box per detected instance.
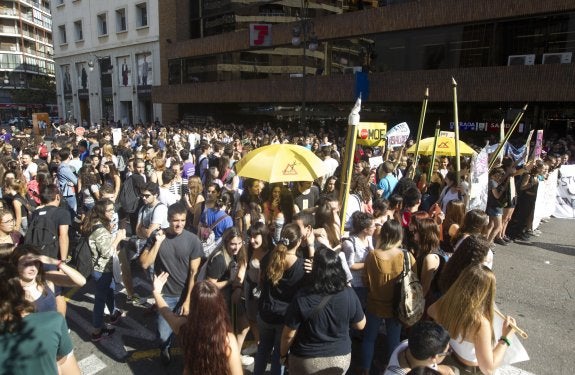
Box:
[0,120,573,375]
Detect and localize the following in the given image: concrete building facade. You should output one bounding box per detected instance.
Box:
[51,0,160,126]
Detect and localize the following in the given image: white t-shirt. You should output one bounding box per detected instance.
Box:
[158,187,180,207]
[342,236,373,288]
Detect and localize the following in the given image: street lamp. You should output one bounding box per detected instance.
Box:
[291,0,319,129]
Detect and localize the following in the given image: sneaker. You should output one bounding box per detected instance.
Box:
[514,234,531,243]
[109,309,123,325]
[160,347,171,365]
[494,238,508,246]
[502,236,512,243]
[240,355,254,367]
[241,343,258,356]
[91,327,115,342]
[127,294,144,306]
[526,230,540,237]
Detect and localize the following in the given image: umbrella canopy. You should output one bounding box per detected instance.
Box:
[406,136,476,156]
[235,144,326,183]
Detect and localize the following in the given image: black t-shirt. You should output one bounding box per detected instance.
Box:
[293,186,320,211]
[285,287,364,358]
[154,230,203,297]
[258,254,306,325]
[206,250,235,282]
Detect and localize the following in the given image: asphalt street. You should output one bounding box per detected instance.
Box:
[64,219,575,375]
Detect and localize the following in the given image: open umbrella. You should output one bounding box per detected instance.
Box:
[235,144,326,183]
[406,136,476,156]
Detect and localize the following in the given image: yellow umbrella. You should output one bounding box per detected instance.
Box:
[235,144,326,183]
[406,136,476,156]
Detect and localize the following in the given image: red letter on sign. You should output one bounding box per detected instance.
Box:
[253,25,269,46]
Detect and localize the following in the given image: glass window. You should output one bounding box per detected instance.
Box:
[97,13,107,36]
[136,3,148,27]
[58,24,66,44]
[74,20,83,41]
[116,8,127,32]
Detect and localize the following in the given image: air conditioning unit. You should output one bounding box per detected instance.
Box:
[542,52,572,64]
[507,54,535,66]
[343,66,363,74]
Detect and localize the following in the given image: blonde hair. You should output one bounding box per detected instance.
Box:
[434,264,495,343]
[187,176,203,207]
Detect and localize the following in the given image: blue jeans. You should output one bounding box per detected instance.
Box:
[92,271,116,329]
[158,295,181,350]
[360,311,402,370]
[253,316,284,375]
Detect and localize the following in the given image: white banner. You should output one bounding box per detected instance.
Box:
[468,147,489,211]
[532,169,558,229]
[554,165,575,219]
[385,122,410,148]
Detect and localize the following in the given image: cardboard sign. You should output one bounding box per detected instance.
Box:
[533,130,544,160]
[356,122,387,147]
[369,156,383,170]
[386,122,410,148]
[440,131,455,138]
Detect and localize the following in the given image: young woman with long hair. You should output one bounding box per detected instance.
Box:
[438,234,491,294]
[78,165,101,212]
[81,199,126,341]
[184,176,205,233]
[244,222,272,352]
[280,246,366,374]
[413,217,443,298]
[313,200,341,249]
[100,161,121,199]
[0,208,22,247]
[0,261,81,375]
[254,223,306,375]
[10,244,86,313]
[152,278,243,375]
[269,187,296,244]
[2,177,29,234]
[451,209,490,251]
[485,167,507,244]
[441,199,466,254]
[428,265,517,375]
[361,220,414,373]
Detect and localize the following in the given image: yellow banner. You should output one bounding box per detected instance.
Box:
[357,122,388,147]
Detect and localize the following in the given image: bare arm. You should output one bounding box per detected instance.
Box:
[474,316,516,375]
[352,316,366,330]
[420,254,440,296]
[181,257,201,315]
[41,255,86,287]
[13,199,23,231]
[280,326,298,358]
[139,231,165,269]
[152,272,187,334]
[58,224,70,260]
[227,332,243,375]
[57,352,81,375]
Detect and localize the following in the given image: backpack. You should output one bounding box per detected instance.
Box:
[24,206,59,259]
[394,250,425,327]
[69,224,103,278]
[118,175,140,213]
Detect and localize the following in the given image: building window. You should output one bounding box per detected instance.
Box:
[56,0,64,6]
[97,13,107,36]
[58,25,67,44]
[116,8,127,32]
[74,20,83,41]
[136,3,148,27]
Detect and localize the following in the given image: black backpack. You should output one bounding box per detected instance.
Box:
[69,224,103,278]
[118,175,140,213]
[24,206,59,259]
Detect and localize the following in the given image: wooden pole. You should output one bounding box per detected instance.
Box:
[452,77,461,185]
[339,97,361,235]
[411,87,429,179]
[488,104,528,170]
[428,120,441,182]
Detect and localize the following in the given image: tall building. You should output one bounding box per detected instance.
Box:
[51,0,160,126]
[155,0,575,135]
[0,0,56,122]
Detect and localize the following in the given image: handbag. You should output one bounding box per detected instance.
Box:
[394,250,425,327]
[198,212,229,257]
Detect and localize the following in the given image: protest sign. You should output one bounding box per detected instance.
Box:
[468,147,489,211]
[554,165,575,219]
[112,128,122,146]
[533,169,558,229]
[532,130,544,160]
[368,156,383,170]
[356,122,387,147]
[386,122,410,148]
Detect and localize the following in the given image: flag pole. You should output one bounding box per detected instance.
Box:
[411,87,429,179]
[452,78,461,185]
[339,96,361,235]
[488,104,528,170]
[428,120,441,182]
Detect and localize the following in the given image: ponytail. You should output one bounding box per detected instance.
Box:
[265,223,301,286]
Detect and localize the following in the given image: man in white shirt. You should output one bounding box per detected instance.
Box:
[21,148,38,182]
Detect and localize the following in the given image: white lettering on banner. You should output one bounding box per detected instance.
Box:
[532,169,558,229]
[554,165,575,219]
